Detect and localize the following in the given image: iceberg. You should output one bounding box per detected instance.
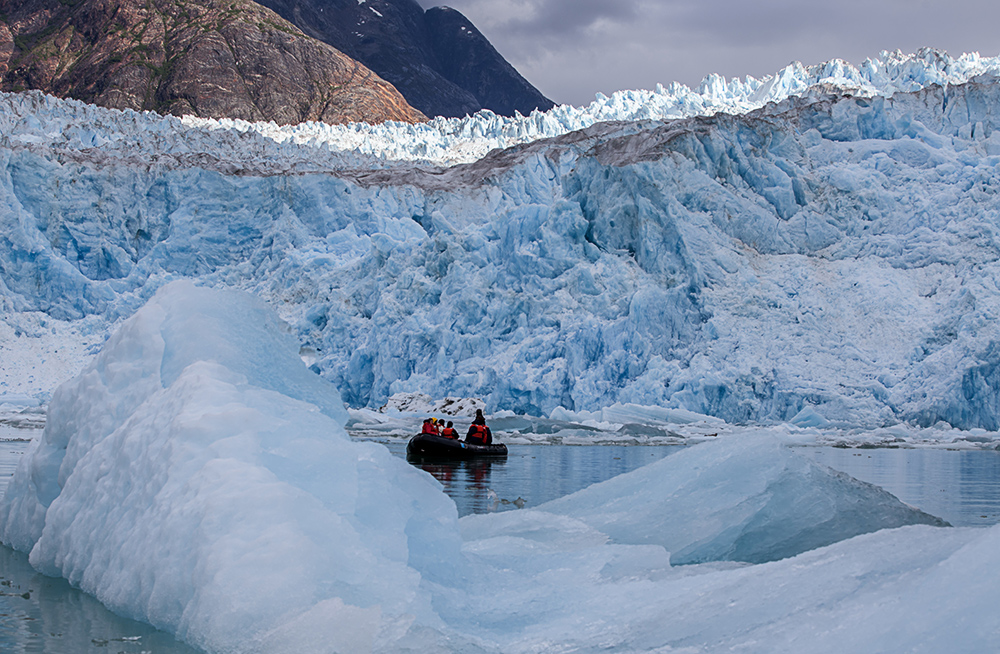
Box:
[533,434,947,564]
[0,282,472,653]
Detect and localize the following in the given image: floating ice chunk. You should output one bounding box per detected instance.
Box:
[549,403,723,427]
[539,434,948,564]
[0,394,40,408]
[0,282,468,653]
[789,405,832,428]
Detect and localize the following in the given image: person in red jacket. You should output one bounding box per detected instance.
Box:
[465,409,492,445]
[440,421,459,439]
[421,417,439,435]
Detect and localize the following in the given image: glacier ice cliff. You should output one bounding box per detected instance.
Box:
[3,50,1000,428]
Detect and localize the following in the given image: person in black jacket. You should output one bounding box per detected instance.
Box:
[440,421,459,439]
[465,409,492,445]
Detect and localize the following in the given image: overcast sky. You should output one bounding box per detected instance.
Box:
[417,0,1000,107]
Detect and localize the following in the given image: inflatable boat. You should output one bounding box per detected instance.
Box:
[406,433,508,459]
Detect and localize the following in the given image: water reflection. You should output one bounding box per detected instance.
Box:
[400,444,680,517]
[407,455,507,515]
[806,448,1000,527]
[0,546,201,654]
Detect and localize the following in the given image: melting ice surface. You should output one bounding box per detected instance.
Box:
[2,283,998,653]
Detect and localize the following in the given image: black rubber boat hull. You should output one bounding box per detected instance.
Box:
[406,433,508,459]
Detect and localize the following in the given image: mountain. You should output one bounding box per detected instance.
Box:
[3,50,1000,431]
[254,0,555,117]
[0,0,425,125]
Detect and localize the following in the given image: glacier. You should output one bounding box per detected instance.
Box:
[5,281,997,654]
[4,49,1000,431]
[179,47,1000,167]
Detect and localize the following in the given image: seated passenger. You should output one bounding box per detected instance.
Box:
[440,421,459,439]
[465,409,492,445]
[421,417,439,435]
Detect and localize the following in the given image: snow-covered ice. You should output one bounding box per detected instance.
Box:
[0,283,997,652]
[175,48,1000,167]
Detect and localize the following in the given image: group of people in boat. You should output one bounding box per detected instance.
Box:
[421,409,493,445]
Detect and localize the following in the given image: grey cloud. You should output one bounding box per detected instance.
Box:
[429,0,640,38]
[505,0,639,36]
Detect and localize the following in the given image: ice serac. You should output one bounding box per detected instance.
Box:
[0,281,470,653]
[537,435,947,564]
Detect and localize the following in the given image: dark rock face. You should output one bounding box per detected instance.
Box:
[0,0,426,125]
[256,0,555,118]
[424,6,551,118]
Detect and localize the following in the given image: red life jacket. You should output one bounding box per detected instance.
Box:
[441,427,458,439]
[466,423,489,444]
[421,421,438,435]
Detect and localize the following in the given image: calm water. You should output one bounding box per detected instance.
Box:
[390,441,1000,526]
[805,446,1000,528]
[1,437,999,653]
[389,441,679,516]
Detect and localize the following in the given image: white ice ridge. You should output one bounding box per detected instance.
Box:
[5,283,994,654]
[0,48,997,169]
[179,48,1000,166]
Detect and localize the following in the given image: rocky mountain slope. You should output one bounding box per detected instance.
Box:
[255,0,555,117]
[0,0,425,125]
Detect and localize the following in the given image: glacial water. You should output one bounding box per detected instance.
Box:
[805,446,1000,528]
[1,437,999,653]
[386,441,1000,526]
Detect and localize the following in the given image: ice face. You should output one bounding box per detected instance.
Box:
[534,434,947,564]
[5,51,1000,429]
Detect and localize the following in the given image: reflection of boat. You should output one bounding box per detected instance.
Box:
[406,433,508,459]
